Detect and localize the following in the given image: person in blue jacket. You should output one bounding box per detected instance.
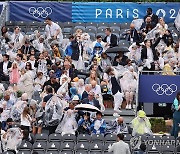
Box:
[171,91,180,138]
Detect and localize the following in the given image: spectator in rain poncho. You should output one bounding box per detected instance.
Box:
[131,110,152,136]
[90,111,106,135]
[44,95,64,134]
[56,101,80,135]
[175,9,180,32]
[1,127,23,153]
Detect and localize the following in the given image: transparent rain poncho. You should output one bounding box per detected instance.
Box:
[44,95,64,127]
[2,127,23,152]
[11,100,27,122]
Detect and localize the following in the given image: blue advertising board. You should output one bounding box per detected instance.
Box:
[9,2,179,23]
[9,2,72,22]
[139,75,180,103]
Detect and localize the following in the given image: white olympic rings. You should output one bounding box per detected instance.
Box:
[29,7,52,18]
[152,83,177,96]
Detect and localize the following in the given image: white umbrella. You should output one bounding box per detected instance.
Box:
[75,104,101,113]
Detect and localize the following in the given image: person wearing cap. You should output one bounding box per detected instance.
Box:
[130,110,152,136]
[90,111,106,135]
[72,95,80,106]
[43,74,60,93]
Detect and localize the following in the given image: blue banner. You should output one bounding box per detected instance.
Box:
[139,75,180,103]
[9,2,72,22]
[72,2,179,23]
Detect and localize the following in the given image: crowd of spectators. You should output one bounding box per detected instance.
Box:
[0,7,179,153]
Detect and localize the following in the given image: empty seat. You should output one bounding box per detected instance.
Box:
[35,133,48,142]
[49,133,62,142]
[18,141,32,151]
[63,27,72,34]
[63,22,74,28]
[77,134,91,143]
[17,151,31,154]
[62,134,76,143]
[109,22,121,27]
[98,22,109,27]
[96,33,106,39]
[104,134,117,143]
[89,143,103,152]
[161,145,175,154]
[120,22,130,29]
[2,152,16,154]
[103,142,113,152]
[91,134,104,143]
[33,142,47,151]
[60,142,75,151]
[5,21,16,26]
[74,22,86,27]
[47,142,61,151]
[75,142,89,152]
[110,26,120,34]
[97,26,106,33]
[32,151,44,154]
[73,26,86,33]
[46,151,59,154]
[76,151,89,154]
[16,21,26,26]
[85,26,97,34]
[86,22,98,27]
[118,40,130,47]
[26,27,37,33]
[60,151,74,154]
[161,135,175,146]
[38,27,45,32]
[168,22,174,28]
[147,144,161,154]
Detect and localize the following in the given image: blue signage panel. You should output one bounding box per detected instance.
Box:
[72,2,179,23]
[139,75,180,103]
[9,2,72,22]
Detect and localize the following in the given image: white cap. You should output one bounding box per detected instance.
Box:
[72,95,79,101]
[21,93,28,101]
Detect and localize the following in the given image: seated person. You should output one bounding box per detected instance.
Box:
[106,117,129,135]
[90,111,106,135]
[77,112,92,135]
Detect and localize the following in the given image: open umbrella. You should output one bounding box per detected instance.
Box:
[75,104,101,112]
[105,46,130,53]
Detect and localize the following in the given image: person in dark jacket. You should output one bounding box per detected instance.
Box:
[82,91,101,110]
[144,8,158,25]
[141,37,161,72]
[103,27,118,48]
[0,54,12,82]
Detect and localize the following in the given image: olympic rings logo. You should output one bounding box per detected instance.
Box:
[29,7,52,18]
[152,83,177,96]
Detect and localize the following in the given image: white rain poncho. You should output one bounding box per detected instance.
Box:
[2,127,23,152]
[11,101,27,122]
[175,9,180,31]
[44,95,64,127]
[55,109,78,135]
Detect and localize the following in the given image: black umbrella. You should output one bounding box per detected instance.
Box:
[105,46,130,53]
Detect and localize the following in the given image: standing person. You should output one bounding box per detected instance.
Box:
[18,68,34,99]
[104,67,123,117]
[16,54,25,70]
[108,133,131,154]
[20,106,33,132]
[45,17,63,45]
[9,62,20,85]
[171,92,180,138]
[144,8,158,25]
[103,27,118,48]
[0,54,12,82]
